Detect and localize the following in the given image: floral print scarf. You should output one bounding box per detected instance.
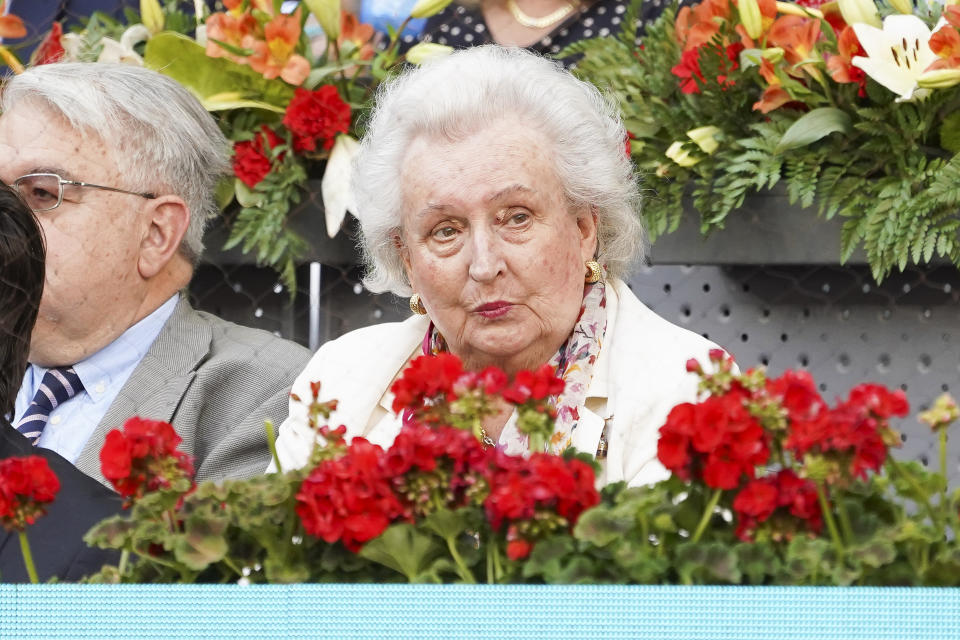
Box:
[421,278,607,455]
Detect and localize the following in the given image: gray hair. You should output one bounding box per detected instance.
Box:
[1,62,231,263]
[352,45,644,296]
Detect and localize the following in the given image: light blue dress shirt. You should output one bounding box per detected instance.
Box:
[12,294,179,463]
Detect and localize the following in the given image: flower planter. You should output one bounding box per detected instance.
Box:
[647,190,865,266]
[1,584,956,639]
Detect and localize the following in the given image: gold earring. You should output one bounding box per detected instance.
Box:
[409,293,427,315]
[585,260,602,284]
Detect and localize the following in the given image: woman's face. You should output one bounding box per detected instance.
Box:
[398,119,597,374]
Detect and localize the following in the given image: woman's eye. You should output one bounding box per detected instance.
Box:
[507,211,530,225]
[432,226,458,240]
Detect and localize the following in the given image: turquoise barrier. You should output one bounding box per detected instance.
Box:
[1,584,957,639]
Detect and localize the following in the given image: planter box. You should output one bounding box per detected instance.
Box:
[1,584,957,639]
[647,191,863,266]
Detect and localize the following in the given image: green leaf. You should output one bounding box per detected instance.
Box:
[775,108,852,154]
[144,32,293,109]
[675,542,742,584]
[358,523,446,582]
[173,513,229,571]
[573,505,635,547]
[940,111,960,154]
[735,543,780,585]
[422,508,473,541]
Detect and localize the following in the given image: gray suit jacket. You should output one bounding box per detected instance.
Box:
[73,298,312,485]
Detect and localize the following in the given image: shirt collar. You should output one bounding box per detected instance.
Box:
[71,294,180,402]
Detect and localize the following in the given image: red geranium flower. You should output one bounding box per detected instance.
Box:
[282,86,351,153]
[100,417,195,504]
[296,437,406,551]
[0,456,60,532]
[733,470,821,541]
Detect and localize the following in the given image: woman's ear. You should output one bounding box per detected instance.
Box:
[394,229,414,282]
[137,196,190,279]
[577,207,599,262]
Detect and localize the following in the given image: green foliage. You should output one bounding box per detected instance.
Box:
[565,0,960,282]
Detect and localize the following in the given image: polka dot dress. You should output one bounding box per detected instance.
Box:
[405,0,676,65]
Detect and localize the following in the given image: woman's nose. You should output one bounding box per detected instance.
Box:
[467,227,505,283]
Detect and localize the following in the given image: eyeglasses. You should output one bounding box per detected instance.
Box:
[12,172,157,212]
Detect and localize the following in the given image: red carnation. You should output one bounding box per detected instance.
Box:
[100,417,195,505]
[282,86,351,153]
[32,22,64,65]
[232,126,284,188]
[0,456,60,532]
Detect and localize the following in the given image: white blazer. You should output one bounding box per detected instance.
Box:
[273,278,725,487]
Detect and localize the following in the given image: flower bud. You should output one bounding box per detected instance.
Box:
[738,0,764,39]
[410,0,454,19]
[665,141,700,167]
[761,47,785,62]
[405,42,454,65]
[836,0,881,28]
[917,68,960,89]
[686,125,722,154]
[888,0,913,13]
[140,0,164,34]
[775,1,823,17]
[304,0,341,41]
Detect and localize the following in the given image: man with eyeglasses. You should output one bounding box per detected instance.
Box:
[0,62,311,486]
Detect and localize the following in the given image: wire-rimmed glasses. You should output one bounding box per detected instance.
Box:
[12,172,157,212]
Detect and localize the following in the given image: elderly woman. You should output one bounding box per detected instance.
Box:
[273,46,726,486]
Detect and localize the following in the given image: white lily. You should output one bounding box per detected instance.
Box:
[97,24,151,66]
[851,15,944,101]
[321,135,361,238]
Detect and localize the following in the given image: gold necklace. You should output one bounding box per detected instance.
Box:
[479,426,497,449]
[505,0,576,29]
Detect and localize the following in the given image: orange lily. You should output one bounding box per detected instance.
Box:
[247,7,310,85]
[753,85,792,113]
[205,11,259,63]
[946,6,960,31]
[676,0,732,51]
[927,24,960,70]
[339,11,376,60]
[826,24,867,88]
[766,15,820,71]
[0,1,26,39]
[734,0,777,48]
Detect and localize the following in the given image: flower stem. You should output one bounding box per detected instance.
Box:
[691,488,722,544]
[887,458,941,529]
[940,428,948,507]
[835,495,855,545]
[18,531,39,584]
[445,536,476,584]
[265,420,283,474]
[118,549,130,576]
[815,481,845,558]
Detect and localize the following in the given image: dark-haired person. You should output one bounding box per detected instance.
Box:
[0,184,121,583]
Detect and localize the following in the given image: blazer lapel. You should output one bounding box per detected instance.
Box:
[74,298,212,482]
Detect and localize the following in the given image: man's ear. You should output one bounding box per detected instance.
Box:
[138,196,190,279]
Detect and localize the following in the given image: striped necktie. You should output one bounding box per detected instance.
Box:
[15,367,84,445]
